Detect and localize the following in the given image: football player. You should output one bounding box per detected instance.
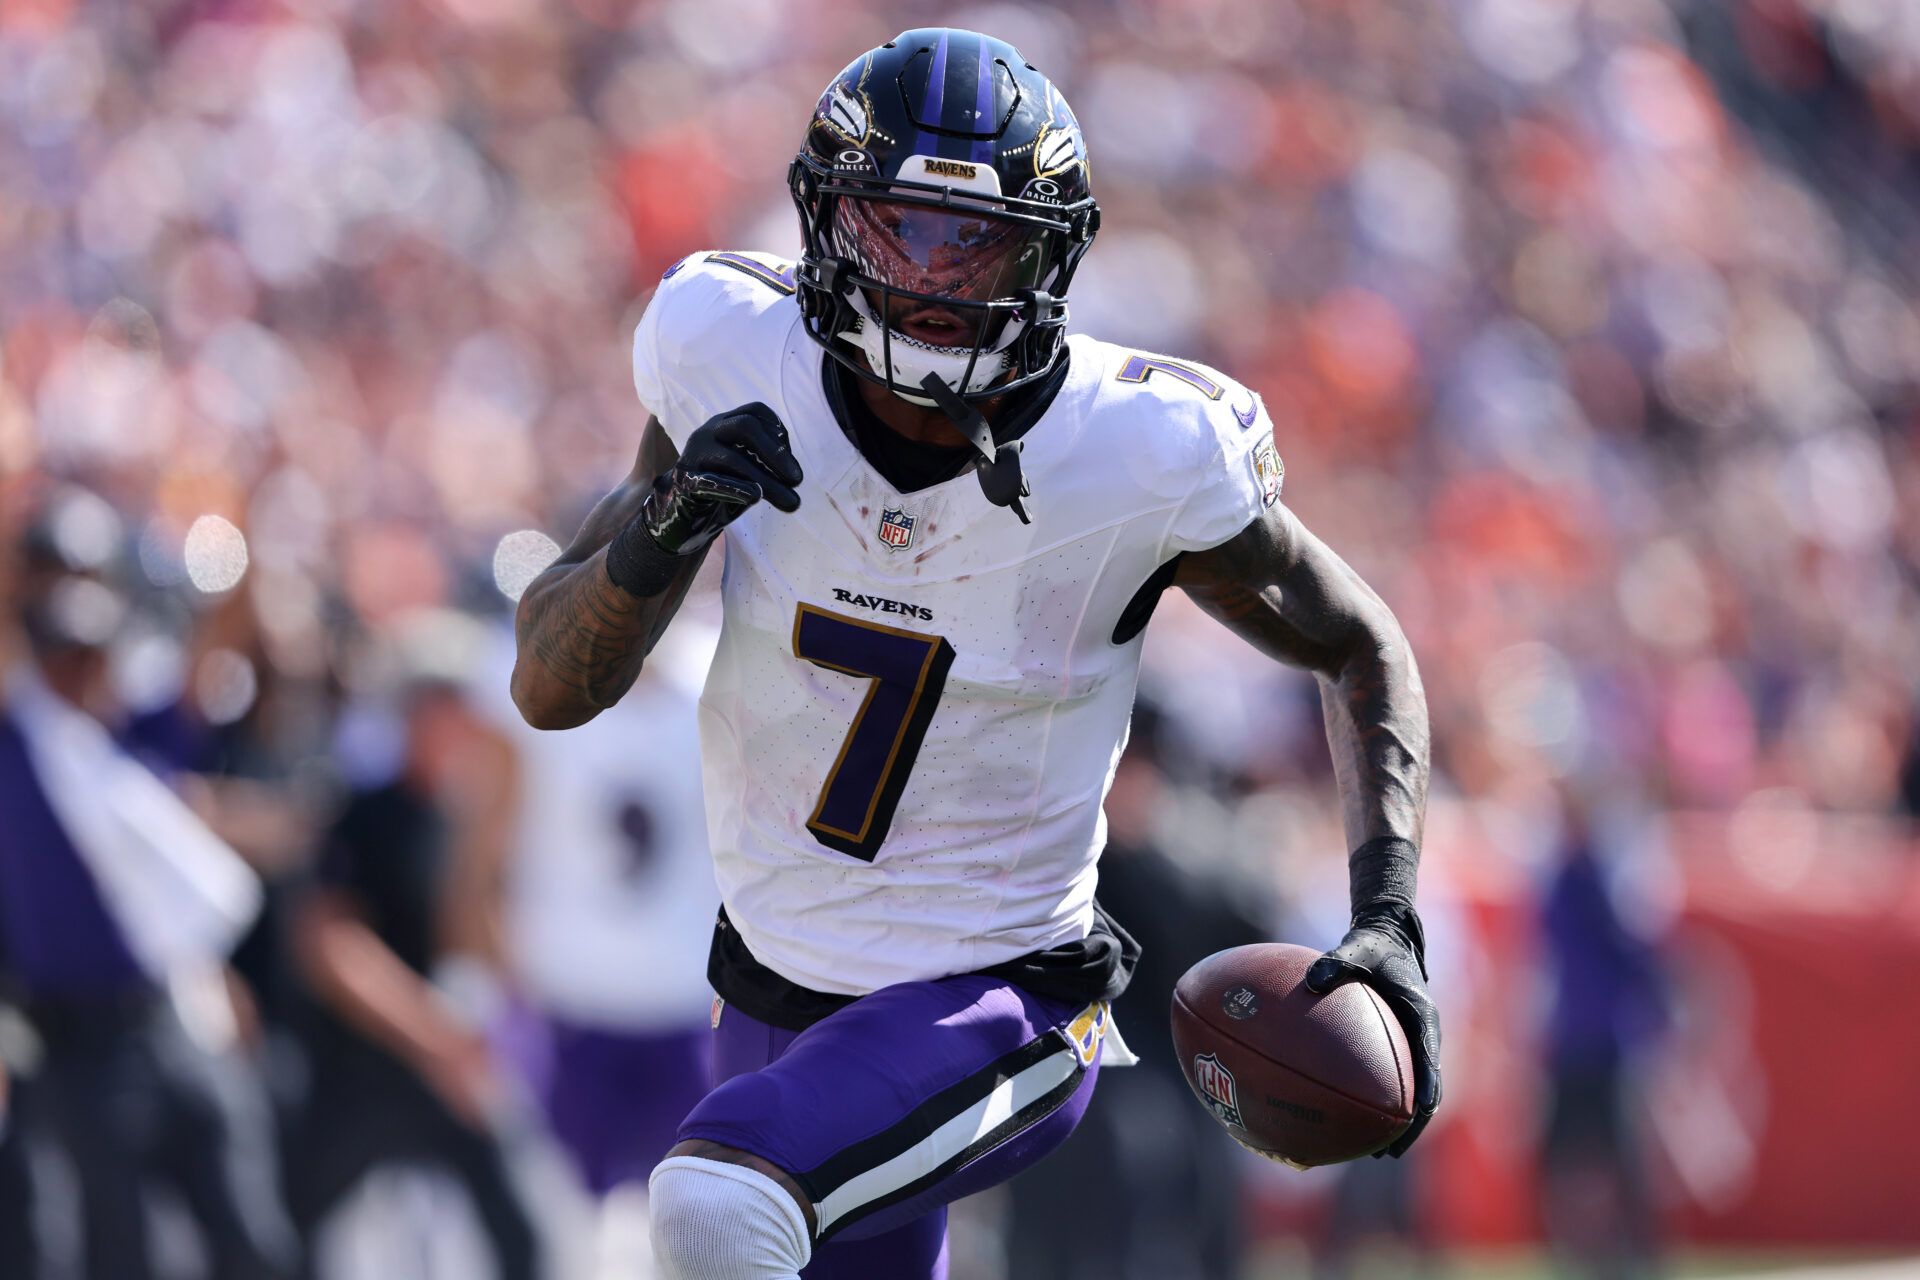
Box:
[512,28,1440,1280]
[466,617,721,1266]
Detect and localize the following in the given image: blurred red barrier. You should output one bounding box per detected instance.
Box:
[1254,812,1920,1249]
[1664,814,1920,1246]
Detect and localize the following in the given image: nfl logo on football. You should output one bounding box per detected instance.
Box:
[878,507,916,550]
[1193,1052,1243,1127]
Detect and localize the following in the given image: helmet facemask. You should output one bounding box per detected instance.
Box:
[792,158,1094,407]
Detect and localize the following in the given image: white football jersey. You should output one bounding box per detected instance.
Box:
[473,622,721,1028]
[632,250,1280,996]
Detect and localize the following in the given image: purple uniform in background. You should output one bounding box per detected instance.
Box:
[513,1019,712,1197]
[0,712,151,996]
[473,624,722,1198]
[680,975,1108,1278]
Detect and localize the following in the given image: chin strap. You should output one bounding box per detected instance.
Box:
[918,373,1032,524]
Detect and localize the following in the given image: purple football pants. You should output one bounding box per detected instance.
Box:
[676,975,1107,1279]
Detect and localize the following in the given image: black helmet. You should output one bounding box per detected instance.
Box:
[790,28,1099,407]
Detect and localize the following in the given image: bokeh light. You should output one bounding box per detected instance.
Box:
[194,647,260,726]
[492,528,563,601]
[182,514,250,595]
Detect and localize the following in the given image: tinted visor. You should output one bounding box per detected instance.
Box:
[831,197,1049,302]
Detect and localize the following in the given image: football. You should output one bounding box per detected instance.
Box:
[1171,943,1414,1167]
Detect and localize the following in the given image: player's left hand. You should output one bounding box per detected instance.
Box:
[1305,913,1440,1157]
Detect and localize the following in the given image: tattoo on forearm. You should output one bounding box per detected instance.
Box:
[511,419,699,724]
[519,559,651,709]
[1177,507,1430,847]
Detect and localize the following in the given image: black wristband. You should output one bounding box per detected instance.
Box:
[1347,836,1426,973]
[1348,835,1419,914]
[603,514,685,599]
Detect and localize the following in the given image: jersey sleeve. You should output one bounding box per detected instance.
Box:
[631,251,800,452]
[1164,380,1284,555]
[631,261,704,449]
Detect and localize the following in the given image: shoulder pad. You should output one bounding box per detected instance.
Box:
[1082,339,1280,552]
[648,251,798,354]
[1092,342,1270,465]
[633,250,799,442]
[673,250,797,296]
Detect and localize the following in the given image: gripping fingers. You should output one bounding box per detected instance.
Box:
[1385,1105,1432,1158]
[752,475,802,514]
[715,405,804,511]
[1304,952,1366,996]
[684,471,761,508]
[1306,939,1441,1158]
[725,403,803,481]
[694,447,799,513]
[1381,988,1441,1158]
[701,442,800,513]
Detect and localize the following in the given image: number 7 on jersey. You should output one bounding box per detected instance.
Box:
[792,604,955,860]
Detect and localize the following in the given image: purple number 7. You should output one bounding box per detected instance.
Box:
[1115,354,1224,400]
[793,604,956,861]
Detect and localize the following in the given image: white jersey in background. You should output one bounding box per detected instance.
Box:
[632,250,1279,997]
[474,622,720,1029]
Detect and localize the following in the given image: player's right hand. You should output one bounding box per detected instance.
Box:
[643,402,803,554]
[1306,914,1441,1158]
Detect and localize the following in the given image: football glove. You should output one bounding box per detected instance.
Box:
[644,402,803,553]
[1305,837,1441,1158]
[607,403,802,596]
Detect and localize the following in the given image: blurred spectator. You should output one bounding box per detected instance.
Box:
[0,486,296,1280]
[1537,796,1672,1280]
[0,1052,35,1280]
[285,650,542,1280]
[1899,708,1920,820]
[1006,712,1266,1280]
[464,610,720,1269]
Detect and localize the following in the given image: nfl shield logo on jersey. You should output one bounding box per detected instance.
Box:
[1193,1052,1243,1127]
[878,507,916,550]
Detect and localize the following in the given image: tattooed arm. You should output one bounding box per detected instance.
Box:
[511,402,802,730]
[510,418,701,729]
[1175,502,1429,846]
[1177,501,1442,1155]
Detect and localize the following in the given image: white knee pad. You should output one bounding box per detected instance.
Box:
[648,1156,812,1280]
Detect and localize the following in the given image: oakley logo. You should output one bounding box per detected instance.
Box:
[836,149,869,166]
[921,158,979,180]
[1027,178,1062,200]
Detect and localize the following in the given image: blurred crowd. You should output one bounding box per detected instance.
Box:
[4,0,1918,833]
[2,0,1919,1276]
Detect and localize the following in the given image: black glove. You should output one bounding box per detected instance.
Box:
[607,403,802,596]
[1305,837,1441,1158]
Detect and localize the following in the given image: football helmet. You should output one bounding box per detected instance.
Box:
[791,28,1099,407]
